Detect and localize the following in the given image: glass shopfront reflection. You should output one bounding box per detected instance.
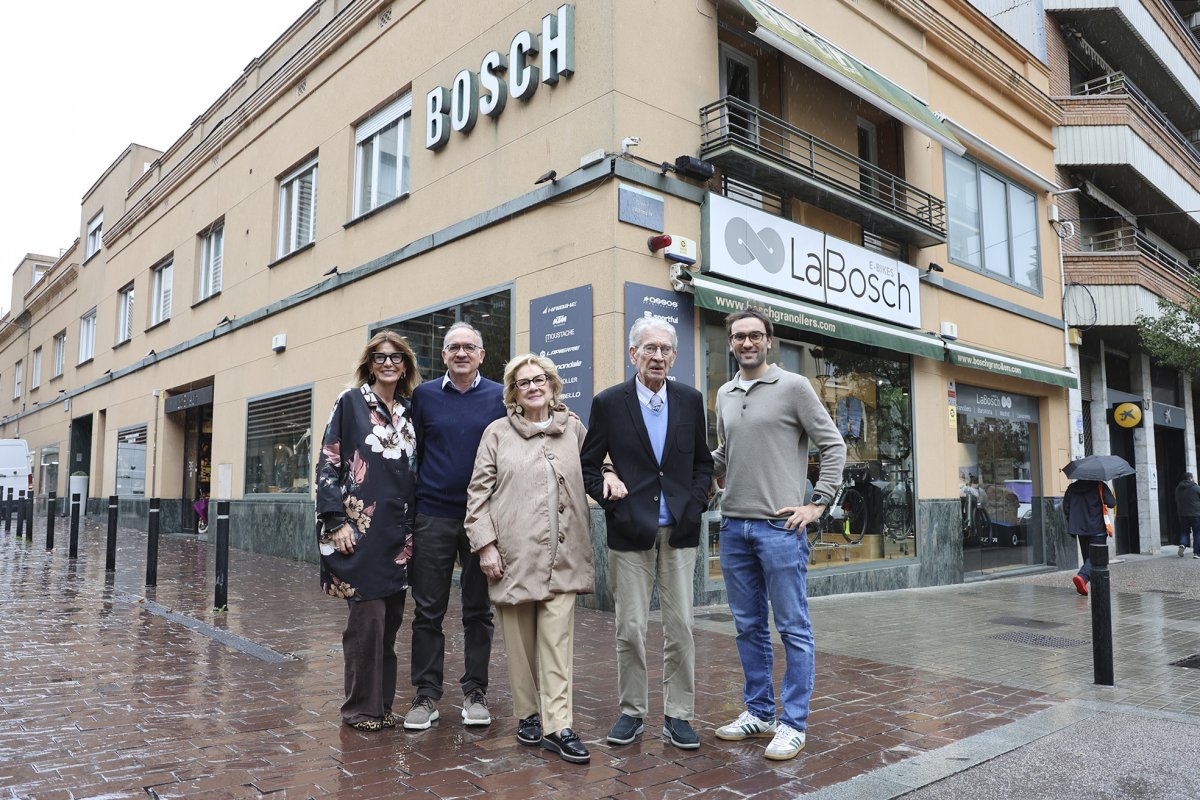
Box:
[955,384,1043,576]
[703,313,917,577]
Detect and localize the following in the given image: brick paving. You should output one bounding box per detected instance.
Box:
[1,519,1057,799]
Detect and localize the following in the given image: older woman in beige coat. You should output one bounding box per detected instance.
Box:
[465,353,595,764]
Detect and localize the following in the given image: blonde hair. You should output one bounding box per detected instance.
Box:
[353,330,421,397]
[502,353,563,412]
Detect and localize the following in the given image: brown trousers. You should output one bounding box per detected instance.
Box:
[341,591,406,724]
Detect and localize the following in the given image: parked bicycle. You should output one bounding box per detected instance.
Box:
[882,472,914,543]
[960,481,990,545]
[810,465,869,546]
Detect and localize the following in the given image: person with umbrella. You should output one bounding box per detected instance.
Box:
[1061,455,1131,596]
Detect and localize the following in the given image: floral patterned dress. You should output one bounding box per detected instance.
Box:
[315,384,417,601]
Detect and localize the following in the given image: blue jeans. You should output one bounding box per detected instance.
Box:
[1075,533,1107,582]
[1180,517,1200,549]
[719,517,813,731]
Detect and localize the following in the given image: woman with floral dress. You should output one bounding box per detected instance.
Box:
[316,330,420,731]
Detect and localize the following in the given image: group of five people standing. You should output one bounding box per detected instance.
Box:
[315,306,846,765]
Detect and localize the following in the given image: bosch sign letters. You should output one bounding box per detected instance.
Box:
[426,4,574,151]
[702,193,921,327]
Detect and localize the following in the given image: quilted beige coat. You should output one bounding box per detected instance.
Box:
[465,407,595,605]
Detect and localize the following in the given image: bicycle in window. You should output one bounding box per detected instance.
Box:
[809,464,870,547]
[960,481,991,545]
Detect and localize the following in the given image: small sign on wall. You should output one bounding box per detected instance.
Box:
[618,184,665,232]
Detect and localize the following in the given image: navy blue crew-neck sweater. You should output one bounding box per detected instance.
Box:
[410,376,505,518]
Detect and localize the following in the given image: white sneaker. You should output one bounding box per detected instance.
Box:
[715,710,776,741]
[764,722,806,760]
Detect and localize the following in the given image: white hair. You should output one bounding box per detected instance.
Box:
[628,316,677,349]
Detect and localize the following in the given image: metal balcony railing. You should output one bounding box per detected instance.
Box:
[1073,72,1200,161]
[699,97,946,244]
[1079,227,1199,283]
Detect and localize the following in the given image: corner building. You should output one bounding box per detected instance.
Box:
[0,0,1077,606]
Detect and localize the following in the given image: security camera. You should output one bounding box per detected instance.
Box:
[621,136,641,154]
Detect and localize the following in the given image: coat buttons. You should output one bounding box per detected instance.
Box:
[558,503,565,513]
[558,533,566,543]
[547,453,555,460]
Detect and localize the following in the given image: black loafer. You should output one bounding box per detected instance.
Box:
[663,716,700,749]
[606,713,644,745]
[516,713,542,746]
[542,727,590,763]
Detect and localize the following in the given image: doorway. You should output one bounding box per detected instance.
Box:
[68,414,93,492]
[182,404,213,533]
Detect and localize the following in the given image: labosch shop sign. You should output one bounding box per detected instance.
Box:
[426,4,574,150]
[702,193,921,327]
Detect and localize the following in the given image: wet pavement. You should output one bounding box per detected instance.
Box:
[1,518,1196,799]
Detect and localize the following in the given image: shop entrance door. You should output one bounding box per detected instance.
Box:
[1156,427,1185,547]
[181,404,213,533]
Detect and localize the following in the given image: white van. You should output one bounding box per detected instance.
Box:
[0,439,33,500]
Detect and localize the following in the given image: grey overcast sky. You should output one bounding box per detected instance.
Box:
[0,0,315,315]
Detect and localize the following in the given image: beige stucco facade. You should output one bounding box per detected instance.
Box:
[1,0,1076,594]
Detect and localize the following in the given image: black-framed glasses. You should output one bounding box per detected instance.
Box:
[729,331,766,343]
[639,344,675,356]
[515,373,549,391]
[444,343,481,354]
[371,352,406,365]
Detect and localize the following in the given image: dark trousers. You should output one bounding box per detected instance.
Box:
[342,590,406,724]
[1075,534,1107,582]
[409,514,494,700]
[1180,516,1200,549]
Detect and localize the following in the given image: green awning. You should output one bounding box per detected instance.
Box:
[737,0,964,156]
[945,342,1078,389]
[689,273,945,360]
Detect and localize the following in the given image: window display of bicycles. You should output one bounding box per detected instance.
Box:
[809,464,870,547]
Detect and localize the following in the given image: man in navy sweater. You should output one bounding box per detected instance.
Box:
[404,322,505,730]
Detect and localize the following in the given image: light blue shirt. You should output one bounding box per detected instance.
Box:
[636,378,673,526]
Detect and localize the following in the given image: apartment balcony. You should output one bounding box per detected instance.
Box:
[1050,0,1200,134]
[699,97,947,248]
[1063,227,1199,324]
[1056,73,1200,245]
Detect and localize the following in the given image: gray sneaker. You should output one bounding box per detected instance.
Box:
[461,689,491,726]
[403,696,439,730]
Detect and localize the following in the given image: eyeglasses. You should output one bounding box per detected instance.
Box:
[515,373,549,391]
[371,352,406,365]
[729,331,767,343]
[638,344,675,357]
[444,343,481,354]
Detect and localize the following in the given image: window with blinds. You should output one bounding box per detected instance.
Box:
[355,94,411,217]
[116,424,148,496]
[278,158,318,258]
[151,259,173,325]
[245,387,312,495]
[199,221,223,300]
[117,283,135,343]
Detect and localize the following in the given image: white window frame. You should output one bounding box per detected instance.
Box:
[277,158,318,258]
[354,94,412,217]
[78,310,96,364]
[86,212,103,259]
[198,221,224,300]
[117,283,135,344]
[52,332,66,378]
[31,347,41,390]
[13,360,22,400]
[151,259,173,325]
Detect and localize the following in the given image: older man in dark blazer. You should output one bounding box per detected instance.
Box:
[581,316,713,751]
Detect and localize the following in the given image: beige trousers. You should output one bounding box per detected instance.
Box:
[495,591,577,733]
[610,525,697,720]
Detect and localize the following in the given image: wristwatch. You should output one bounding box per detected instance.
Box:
[809,492,830,507]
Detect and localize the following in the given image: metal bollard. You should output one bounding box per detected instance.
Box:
[106,496,118,572]
[24,492,33,539]
[45,491,56,551]
[214,501,231,611]
[68,492,81,559]
[15,490,25,538]
[4,487,12,534]
[146,498,161,587]
[1090,542,1114,686]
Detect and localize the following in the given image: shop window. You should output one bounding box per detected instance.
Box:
[945,152,1040,292]
[245,387,312,496]
[354,94,411,217]
[39,445,59,496]
[115,424,148,496]
[702,313,917,578]
[373,289,511,383]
